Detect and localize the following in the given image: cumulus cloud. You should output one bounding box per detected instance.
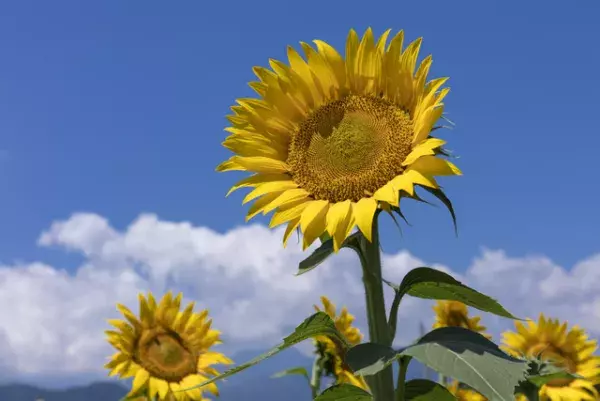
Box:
[1,213,599,386]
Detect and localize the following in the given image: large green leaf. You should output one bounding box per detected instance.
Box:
[404,379,457,401]
[346,342,399,376]
[271,366,310,382]
[314,384,372,401]
[179,312,348,392]
[400,327,528,401]
[296,232,361,276]
[389,266,519,320]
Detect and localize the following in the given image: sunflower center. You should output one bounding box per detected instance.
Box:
[288,95,413,203]
[136,328,197,382]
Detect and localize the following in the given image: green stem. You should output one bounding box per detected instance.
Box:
[395,357,410,401]
[358,214,395,401]
[521,382,540,401]
[310,356,323,399]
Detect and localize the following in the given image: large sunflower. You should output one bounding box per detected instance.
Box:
[447,380,487,401]
[432,300,491,339]
[105,292,233,401]
[502,314,600,401]
[313,296,369,391]
[218,28,461,251]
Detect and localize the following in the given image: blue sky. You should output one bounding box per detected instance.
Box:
[1,0,600,390]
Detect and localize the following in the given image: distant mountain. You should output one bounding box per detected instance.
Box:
[0,348,436,401]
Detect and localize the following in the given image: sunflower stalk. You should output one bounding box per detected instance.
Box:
[357,213,395,401]
[395,357,410,401]
[310,355,323,399]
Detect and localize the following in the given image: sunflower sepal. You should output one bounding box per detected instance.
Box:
[313,383,372,401]
[179,312,349,392]
[296,231,362,276]
[404,379,457,401]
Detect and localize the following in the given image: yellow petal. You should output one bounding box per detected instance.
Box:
[130,368,150,395]
[408,155,462,176]
[180,375,204,400]
[283,216,301,248]
[246,192,282,222]
[198,351,234,368]
[215,158,245,172]
[345,29,360,85]
[373,181,398,206]
[300,200,329,249]
[269,199,309,228]
[242,181,298,204]
[325,200,353,252]
[402,138,446,166]
[352,198,378,242]
[226,174,290,197]
[262,188,310,215]
[231,156,290,174]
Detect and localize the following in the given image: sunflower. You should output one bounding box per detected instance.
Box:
[432,300,491,339]
[447,380,487,401]
[313,296,369,391]
[105,292,233,401]
[218,28,461,252]
[502,314,600,401]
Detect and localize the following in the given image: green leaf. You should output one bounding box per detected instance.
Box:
[296,232,361,276]
[271,366,310,381]
[527,371,584,387]
[420,186,457,235]
[180,312,348,392]
[314,384,373,401]
[400,327,528,401]
[392,266,520,320]
[404,379,457,401]
[346,343,399,376]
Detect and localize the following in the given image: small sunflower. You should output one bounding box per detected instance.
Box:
[218,28,461,252]
[447,380,487,401]
[502,314,600,401]
[432,300,491,339]
[105,292,233,401]
[313,296,369,391]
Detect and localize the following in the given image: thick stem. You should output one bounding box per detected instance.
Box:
[395,357,410,401]
[521,382,540,401]
[310,356,323,399]
[359,215,395,401]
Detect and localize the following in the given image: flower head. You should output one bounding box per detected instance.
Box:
[432,300,491,339]
[218,28,460,251]
[313,296,368,391]
[105,292,233,401]
[502,314,600,401]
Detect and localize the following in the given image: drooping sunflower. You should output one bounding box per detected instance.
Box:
[313,296,369,391]
[105,292,233,401]
[218,28,461,252]
[502,314,600,401]
[432,300,492,339]
[447,380,487,401]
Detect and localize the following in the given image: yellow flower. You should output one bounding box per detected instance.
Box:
[313,296,369,391]
[502,314,600,401]
[218,28,461,252]
[104,292,233,401]
[447,380,487,401]
[432,300,491,339]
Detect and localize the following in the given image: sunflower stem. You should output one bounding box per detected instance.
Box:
[521,381,540,401]
[395,357,410,401]
[310,355,323,399]
[358,214,395,401]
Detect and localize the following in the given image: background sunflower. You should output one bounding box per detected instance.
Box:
[105,292,233,401]
[313,296,369,391]
[502,314,600,401]
[218,28,460,251]
[432,300,491,339]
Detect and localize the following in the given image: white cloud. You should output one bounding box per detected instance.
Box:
[1,213,599,386]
